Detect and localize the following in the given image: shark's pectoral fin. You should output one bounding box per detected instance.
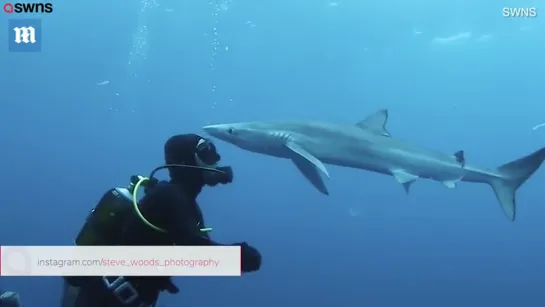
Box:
[391,169,419,194]
[356,109,391,137]
[285,142,330,178]
[290,157,329,195]
[285,142,330,195]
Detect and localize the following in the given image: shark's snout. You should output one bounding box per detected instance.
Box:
[203,124,235,142]
[203,124,222,135]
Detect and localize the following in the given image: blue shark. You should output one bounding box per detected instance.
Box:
[203,109,545,221]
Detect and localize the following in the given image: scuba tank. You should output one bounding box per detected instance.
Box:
[75,175,153,246]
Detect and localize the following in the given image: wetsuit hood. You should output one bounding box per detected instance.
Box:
[164,134,206,200]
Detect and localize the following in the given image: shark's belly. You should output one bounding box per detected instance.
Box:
[321,154,394,175]
[318,145,465,181]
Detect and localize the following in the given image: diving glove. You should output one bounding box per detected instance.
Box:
[234,242,261,272]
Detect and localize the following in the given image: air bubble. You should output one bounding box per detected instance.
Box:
[208,0,233,105]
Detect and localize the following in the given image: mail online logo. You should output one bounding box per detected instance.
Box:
[8,19,42,52]
[3,2,53,14]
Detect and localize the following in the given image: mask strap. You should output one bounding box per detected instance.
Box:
[195,138,218,168]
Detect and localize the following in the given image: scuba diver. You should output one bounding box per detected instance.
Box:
[62,134,262,307]
[0,289,22,307]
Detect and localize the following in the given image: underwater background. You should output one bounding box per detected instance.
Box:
[1,0,544,306]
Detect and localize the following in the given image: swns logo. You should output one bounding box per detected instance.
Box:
[502,7,537,18]
[3,2,53,14]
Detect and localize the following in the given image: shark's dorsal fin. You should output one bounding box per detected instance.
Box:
[285,142,330,179]
[356,109,391,137]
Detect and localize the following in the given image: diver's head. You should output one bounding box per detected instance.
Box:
[193,138,233,186]
[164,134,233,190]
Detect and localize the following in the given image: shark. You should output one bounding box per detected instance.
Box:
[203,109,545,221]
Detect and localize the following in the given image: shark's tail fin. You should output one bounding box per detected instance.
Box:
[489,147,545,221]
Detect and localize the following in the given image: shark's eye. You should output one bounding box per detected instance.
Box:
[227,127,235,134]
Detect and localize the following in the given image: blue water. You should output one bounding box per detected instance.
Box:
[1,1,544,306]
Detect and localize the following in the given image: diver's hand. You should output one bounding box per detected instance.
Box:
[234,242,261,272]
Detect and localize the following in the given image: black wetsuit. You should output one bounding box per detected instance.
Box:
[0,289,22,307]
[65,134,261,307]
[69,181,210,307]
[118,180,216,303]
[130,180,217,247]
